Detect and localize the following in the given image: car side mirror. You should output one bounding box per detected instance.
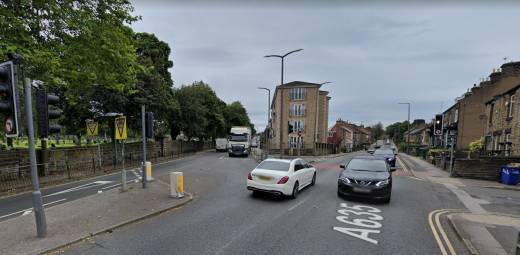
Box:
[390,167,396,172]
[340,164,346,169]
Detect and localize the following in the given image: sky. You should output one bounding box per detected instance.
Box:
[130,0,520,131]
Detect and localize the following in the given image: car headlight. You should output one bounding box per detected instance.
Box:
[375,179,390,187]
[340,176,351,184]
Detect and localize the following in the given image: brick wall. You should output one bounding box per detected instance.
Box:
[452,157,518,181]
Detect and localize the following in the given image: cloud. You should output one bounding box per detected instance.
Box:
[131,2,520,129]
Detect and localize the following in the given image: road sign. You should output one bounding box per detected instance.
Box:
[86,120,98,136]
[114,116,127,140]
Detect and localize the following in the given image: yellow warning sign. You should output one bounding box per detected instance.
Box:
[86,120,98,136]
[114,116,127,140]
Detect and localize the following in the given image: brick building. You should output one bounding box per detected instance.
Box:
[269,81,331,154]
[440,61,520,150]
[327,119,372,151]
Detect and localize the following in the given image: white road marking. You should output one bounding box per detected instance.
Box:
[0,198,67,220]
[288,197,308,212]
[443,183,487,214]
[43,181,114,197]
[333,202,384,245]
[219,156,225,159]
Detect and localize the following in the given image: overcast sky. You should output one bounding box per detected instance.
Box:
[130,1,520,131]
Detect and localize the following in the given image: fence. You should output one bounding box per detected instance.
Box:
[0,140,213,194]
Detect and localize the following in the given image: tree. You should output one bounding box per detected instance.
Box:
[370,122,384,141]
[0,0,140,137]
[385,121,409,144]
[224,101,254,134]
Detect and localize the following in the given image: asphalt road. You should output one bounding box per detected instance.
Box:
[0,152,212,222]
[60,151,470,255]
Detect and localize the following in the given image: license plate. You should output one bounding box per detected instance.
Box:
[353,187,371,193]
[257,175,272,181]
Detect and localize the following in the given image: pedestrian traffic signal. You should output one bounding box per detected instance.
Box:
[0,61,20,137]
[145,112,154,138]
[36,87,62,138]
[434,114,443,136]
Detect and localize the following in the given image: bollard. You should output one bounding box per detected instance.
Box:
[146,161,154,181]
[170,172,184,198]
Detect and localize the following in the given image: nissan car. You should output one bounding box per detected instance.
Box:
[338,156,394,203]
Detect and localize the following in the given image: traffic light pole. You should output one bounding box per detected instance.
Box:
[141,105,147,189]
[24,78,47,237]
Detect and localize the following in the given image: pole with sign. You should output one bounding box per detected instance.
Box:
[86,120,102,172]
[114,116,127,191]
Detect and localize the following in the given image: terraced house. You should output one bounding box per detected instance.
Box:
[269,81,331,154]
[440,61,520,150]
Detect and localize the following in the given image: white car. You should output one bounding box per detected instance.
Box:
[247,158,317,198]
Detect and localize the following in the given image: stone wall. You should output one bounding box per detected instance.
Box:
[452,157,520,181]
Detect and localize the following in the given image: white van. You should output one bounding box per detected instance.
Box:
[215,138,228,152]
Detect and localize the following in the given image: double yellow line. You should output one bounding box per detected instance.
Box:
[428,209,463,255]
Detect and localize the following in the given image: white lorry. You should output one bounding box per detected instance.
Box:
[227,126,252,157]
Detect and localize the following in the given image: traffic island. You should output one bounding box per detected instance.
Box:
[0,180,192,255]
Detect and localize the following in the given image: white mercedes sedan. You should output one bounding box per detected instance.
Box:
[247,158,317,198]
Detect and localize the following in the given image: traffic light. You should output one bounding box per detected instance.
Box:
[434,114,443,136]
[36,87,62,138]
[145,112,154,138]
[0,61,20,137]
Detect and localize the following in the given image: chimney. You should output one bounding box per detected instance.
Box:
[500,61,520,78]
[489,70,502,84]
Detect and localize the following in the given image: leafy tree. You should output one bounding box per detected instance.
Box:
[385,121,410,144]
[370,122,384,141]
[224,101,255,134]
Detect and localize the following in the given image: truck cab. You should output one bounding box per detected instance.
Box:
[228,126,252,157]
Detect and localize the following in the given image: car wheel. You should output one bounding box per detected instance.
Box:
[382,195,391,204]
[337,190,342,197]
[311,172,316,186]
[228,153,233,157]
[252,191,260,197]
[291,182,299,199]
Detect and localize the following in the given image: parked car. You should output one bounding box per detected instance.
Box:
[373,149,396,168]
[338,156,394,203]
[215,138,228,152]
[367,147,376,154]
[247,158,316,199]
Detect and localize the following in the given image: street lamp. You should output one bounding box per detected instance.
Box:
[265,49,303,158]
[398,102,411,153]
[257,87,271,157]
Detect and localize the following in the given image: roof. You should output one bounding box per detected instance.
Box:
[276,81,323,88]
[485,84,520,105]
[263,158,292,163]
[351,155,388,160]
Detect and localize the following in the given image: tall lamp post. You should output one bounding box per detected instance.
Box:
[257,87,271,157]
[265,49,303,158]
[398,102,411,153]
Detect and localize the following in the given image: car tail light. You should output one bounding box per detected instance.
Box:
[278,176,289,184]
[248,172,252,180]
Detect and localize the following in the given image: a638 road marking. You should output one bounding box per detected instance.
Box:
[333,202,384,245]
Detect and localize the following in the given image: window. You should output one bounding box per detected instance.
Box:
[508,95,515,118]
[290,87,307,100]
[489,103,494,125]
[289,136,304,148]
[290,104,305,116]
[289,120,305,133]
[454,108,458,123]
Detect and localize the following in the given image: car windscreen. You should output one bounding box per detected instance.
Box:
[256,161,290,171]
[346,159,387,172]
[229,134,247,142]
[374,150,393,155]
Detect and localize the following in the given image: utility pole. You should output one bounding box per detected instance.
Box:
[257,87,271,158]
[265,49,303,158]
[141,105,147,188]
[25,78,47,237]
[398,102,411,153]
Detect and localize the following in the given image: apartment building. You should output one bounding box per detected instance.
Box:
[269,81,331,154]
[440,61,520,150]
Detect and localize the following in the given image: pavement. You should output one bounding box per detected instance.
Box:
[399,153,520,255]
[0,180,191,255]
